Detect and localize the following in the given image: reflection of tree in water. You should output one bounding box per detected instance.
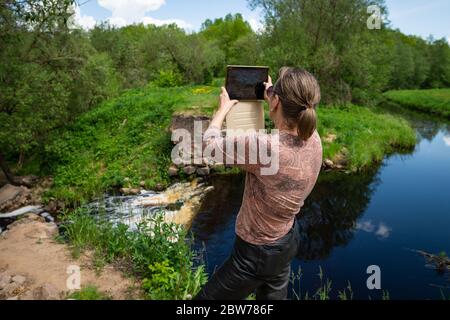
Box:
[378,103,447,142]
[194,169,382,263]
[191,174,245,241]
[296,168,380,261]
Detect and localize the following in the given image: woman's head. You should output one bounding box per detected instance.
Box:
[268,67,321,141]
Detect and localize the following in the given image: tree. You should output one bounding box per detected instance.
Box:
[0,0,118,185]
[200,13,254,73]
[247,0,390,103]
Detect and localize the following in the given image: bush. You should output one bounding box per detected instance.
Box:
[60,209,207,300]
[154,70,184,88]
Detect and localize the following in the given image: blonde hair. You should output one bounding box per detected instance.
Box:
[274,67,321,141]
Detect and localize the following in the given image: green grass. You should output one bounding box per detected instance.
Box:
[60,209,207,300]
[384,89,450,118]
[41,81,416,205]
[318,104,416,171]
[67,285,112,300]
[42,84,220,206]
[290,266,390,300]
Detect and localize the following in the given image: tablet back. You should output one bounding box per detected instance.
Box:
[225,101,265,135]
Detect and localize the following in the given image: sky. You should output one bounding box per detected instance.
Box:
[75,0,450,43]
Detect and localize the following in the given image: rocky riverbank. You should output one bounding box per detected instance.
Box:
[0,213,140,300]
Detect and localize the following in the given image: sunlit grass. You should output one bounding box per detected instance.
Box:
[384,89,450,118]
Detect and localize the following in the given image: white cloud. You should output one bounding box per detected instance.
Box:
[443,135,450,147]
[356,220,375,233]
[356,220,392,239]
[141,17,192,30]
[375,223,392,239]
[74,6,97,30]
[243,14,264,33]
[98,0,166,20]
[248,18,263,32]
[97,0,190,30]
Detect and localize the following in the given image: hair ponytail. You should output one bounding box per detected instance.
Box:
[274,67,321,141]
[297,107,317,141]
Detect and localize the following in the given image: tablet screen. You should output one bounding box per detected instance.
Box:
[226,66,269,101]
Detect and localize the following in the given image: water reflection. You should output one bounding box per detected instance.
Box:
[295,168,380,260]
[356,220,392,239]
[443,136,450,147]
[193,166,383,263]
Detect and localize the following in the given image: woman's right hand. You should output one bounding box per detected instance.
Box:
[263,76,273,102]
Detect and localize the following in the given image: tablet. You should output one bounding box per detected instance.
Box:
[225,65,269,101]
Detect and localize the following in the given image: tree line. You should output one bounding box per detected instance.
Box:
[1,0,450,185]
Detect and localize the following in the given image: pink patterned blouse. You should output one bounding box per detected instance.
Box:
[203,127,323,245]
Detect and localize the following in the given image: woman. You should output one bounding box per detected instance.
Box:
[195,67,323,300]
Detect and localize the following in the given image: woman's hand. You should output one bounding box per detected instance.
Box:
[263,76,273,102]
[209,87,239,130]
[218,87,239,115]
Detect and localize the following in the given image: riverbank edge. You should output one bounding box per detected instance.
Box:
[383,89,450,118]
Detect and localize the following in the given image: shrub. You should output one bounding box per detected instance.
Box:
[154,70,184,88]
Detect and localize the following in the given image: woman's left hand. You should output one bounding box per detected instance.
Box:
[218,87,239,115]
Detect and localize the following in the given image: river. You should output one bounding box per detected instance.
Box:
[191,109,450,300]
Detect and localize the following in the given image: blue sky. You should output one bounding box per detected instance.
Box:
[75,0,450,42]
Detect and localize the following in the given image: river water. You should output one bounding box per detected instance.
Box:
[191,110,450,300]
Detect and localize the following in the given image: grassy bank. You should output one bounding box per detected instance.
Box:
[39,82,416,206]
[60,210,207,300]
[318,105,416,170]
[384,89,450,118]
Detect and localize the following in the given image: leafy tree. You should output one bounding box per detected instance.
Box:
[201,13,253,66]
[0,0,118,185]
[248,0,389,103]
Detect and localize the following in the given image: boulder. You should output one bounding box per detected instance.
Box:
[324,159,334,168]
[1,281,20,296]
[0,184,32,212]
[196,167,210,176]
[0,273,12,288]
[168,166,179,177]
[120,188,141,196]
[183,166,197,175]
[32,284,60,300]
[12,275,27,286]
[170,115,211,142]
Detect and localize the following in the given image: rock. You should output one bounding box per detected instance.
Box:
[0,184,32,212]
[2,281,20,296]
[12,275,27,286]
[25,213,45,222]
[140,181,146,188]
[183,166,197,175]
[32,284,60,300]
[170,115,211,142]
[324,134,337,143]
[168,166,179,177]
[154,183,165,192]
[196,167,210,176]
[0,273,12,288]
[120,188,140,196]
[324,159,334,168]
[40,212,50,218]
[40,212,55,223]
[7,296,19,300]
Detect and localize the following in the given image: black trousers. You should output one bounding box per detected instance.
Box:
[194,220,300,300]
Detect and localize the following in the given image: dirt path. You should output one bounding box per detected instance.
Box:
[0,214,141,300]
